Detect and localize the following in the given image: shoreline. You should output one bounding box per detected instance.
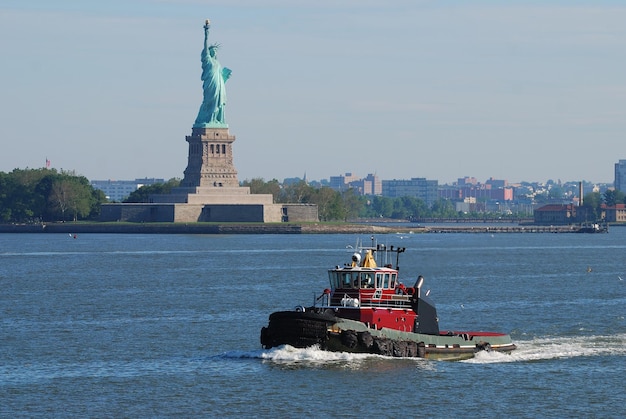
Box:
[0,223,413,235]
[0,222,606,234]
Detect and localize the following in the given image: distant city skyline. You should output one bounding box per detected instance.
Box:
[1,1,625,184]
[88,171,615,189]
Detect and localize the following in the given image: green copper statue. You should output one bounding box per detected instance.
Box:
[194,19,232,128]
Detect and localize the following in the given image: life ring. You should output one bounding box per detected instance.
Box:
[294,305,306,313]
[396,283,407,295]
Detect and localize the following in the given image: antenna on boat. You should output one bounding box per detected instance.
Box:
[395,247,405,270]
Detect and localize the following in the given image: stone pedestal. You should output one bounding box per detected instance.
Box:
[136,126,283,221]
[181,127,239,188]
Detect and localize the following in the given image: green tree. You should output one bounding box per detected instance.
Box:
[310,187,340,221]
[0,168,106,223]
[397,196,428,220]
[243,178,281,202]
[369,196,394,218]
[431,198,456,218]
[582,192,602,221]
[603,189,626,207]
[8,169,49,222]
[390,199,409,219]
[326,193,347,221]
[49,180,71,221]
[548,186,564,200]
[0,172,17,222]
[48,176,93,221]
[341,189,361,221]
[124,178,181,203]
[89,188,107,220]
[280,181,315,204]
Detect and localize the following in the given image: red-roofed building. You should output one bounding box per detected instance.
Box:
[533,204,579,224]
[603,204,626,222]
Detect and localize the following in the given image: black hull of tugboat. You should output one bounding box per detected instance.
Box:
[260,309,337,350]
[325,329,428,358]
[260,314,428,358]
[260,309,516,361]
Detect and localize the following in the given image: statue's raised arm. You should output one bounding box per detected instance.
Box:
[194,19,231,128]
[202,19,211,52]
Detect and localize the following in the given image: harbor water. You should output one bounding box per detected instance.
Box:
[1,230,625,418]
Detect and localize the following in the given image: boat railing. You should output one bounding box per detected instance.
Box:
[325,289,416,309]
[359,298,413,309]
[325,296,413,310]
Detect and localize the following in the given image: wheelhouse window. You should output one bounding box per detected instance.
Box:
[375,272,397,289]
[360,273,373,288]
[329,270,396,290]
[329,271,356,288]
[329,271,375,289]
[328,271,340,289]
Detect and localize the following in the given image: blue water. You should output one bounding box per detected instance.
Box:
[1,230,625,418]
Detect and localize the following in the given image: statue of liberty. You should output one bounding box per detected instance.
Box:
[194,19,232,128]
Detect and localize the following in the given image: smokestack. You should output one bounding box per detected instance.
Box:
[579,182,583,206]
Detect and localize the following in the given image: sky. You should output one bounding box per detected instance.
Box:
[1,0,625,185]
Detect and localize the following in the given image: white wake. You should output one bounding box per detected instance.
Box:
[463,332,626,364]
[220,333,626,365]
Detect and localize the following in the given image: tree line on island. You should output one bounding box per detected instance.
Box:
[0,169,106,223]
[1,169,624,224]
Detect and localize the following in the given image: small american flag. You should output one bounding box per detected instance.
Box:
[46,158,50,168]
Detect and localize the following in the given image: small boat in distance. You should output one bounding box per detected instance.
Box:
[260,237,516,361]
[577,221,608,233]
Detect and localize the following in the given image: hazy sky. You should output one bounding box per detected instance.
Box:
[1,1,625,185]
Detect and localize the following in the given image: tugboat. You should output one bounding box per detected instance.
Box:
[260,238,516,361]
